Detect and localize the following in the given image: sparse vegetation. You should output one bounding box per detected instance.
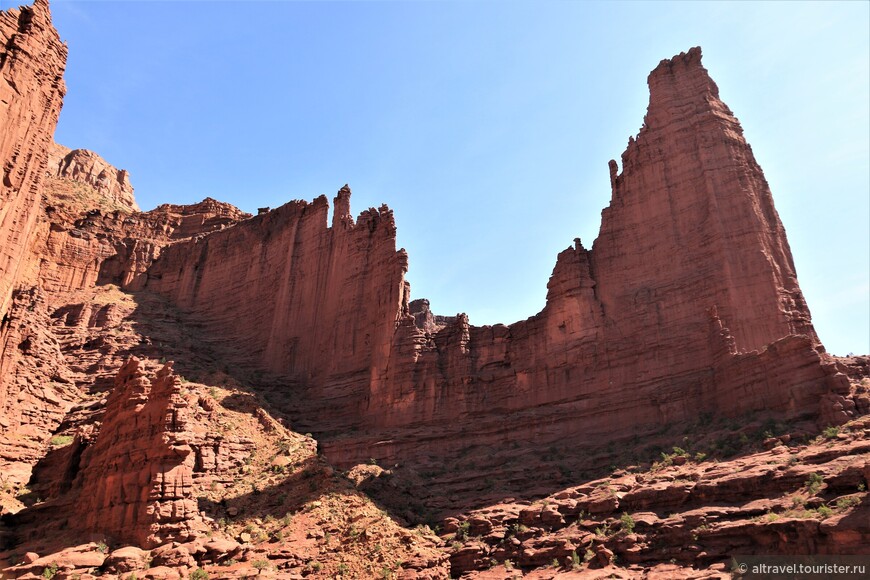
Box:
[49,435,73,447]
[806,472,824,495]
[455,520,470,541]
[835,496,860,510]
[507,522,529,536]
[822,426,840,440]
[41,564,59,579]
[571,549,581,569]
[816,505,833,518]
[620,512,636,534]
[190,569,208,580]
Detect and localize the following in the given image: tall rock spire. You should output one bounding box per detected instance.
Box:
[593,47,816,354]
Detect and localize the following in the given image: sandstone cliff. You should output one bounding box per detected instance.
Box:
[134,50,851,481]
[67,358,204,547]
[0,2,867,577]
[0,0,70,489]
[0,0,66,314]
[145,187,408,433]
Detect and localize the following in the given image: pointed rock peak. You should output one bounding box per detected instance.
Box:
[644,46,722,129]
[333,184,353,228]
[21,0,55,29]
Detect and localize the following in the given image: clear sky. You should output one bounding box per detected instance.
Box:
[10,0,868,355]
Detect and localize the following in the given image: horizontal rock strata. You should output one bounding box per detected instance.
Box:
[136,49,850,477]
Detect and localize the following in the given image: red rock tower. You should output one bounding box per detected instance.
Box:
[593,47,817,356]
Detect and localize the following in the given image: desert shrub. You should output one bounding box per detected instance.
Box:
[49,435,73,447]
[620,512,636,534]
[806,472,824,495]
[822,425,840,439]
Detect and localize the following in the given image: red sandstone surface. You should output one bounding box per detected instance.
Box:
[0,1,866,578]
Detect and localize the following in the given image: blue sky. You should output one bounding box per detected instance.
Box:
[12,0,868,355]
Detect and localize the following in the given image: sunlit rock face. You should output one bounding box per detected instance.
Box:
[140,48,845,472]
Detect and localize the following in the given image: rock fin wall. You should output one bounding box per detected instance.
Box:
[140,49,845,467]
[145,188,409,426]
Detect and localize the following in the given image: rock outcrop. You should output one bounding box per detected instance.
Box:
[145,187,407,433]
[38,198,251,296]
[46,142,139,213]
[0,288,77,488]
[443,416,870,577]
[64,358,205,547]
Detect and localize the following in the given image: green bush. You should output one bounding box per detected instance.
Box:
[806,472,824,495]
[620,512,636,534]
[822,426,840,439]
[49,435,73,447]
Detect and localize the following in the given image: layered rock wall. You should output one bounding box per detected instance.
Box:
[37,198,251,296]
[0,0,70,487]
[140,49,847,469]
[0,0,67,317]
[318,50,844,466]
[146,187,409,428]
[0,288,77,487]
[0,0,848,493]
[65,358,204,547]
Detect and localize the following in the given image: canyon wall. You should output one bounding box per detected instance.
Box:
[146,188,409,431]
[0,0,849,487]
[0,0,66,314]
[64,358,206,547]
[0,0,71,487]
[139,49,848,469]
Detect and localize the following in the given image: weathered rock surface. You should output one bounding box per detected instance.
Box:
[0,0,68,491]
[136,49,852,489]
[0,2,866,578]
[0,287,77,488]
[0,0,67,317]
[67,358,205,546]
[38,197,250,296]
[443,416,870,577]
[145,186,407,435]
